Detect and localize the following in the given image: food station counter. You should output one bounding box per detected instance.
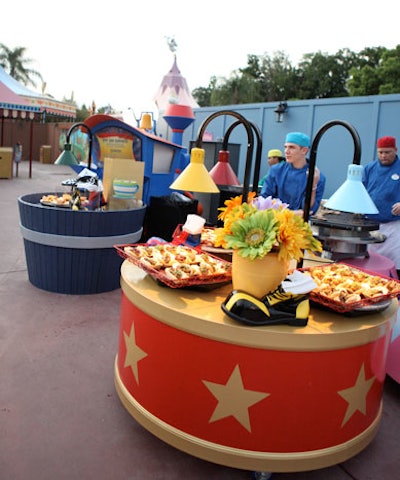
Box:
[343,252,400,384]
[114,259,397,473]
[311,206,400,385]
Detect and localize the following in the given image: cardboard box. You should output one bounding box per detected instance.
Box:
[0,147,13,179]
[40,145,52,164]
[102,157,144,208]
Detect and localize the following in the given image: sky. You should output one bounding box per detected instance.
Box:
[2,0,398,122]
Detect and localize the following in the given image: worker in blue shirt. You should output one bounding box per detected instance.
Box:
[260,132,326,216]
[363,136,400,274]
[258,149,285,188]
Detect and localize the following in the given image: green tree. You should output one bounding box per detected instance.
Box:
[296,51,351,99]
[74,103,117,121]
[0,43,43,88]
[192,83,213,107]
[347,65,381,96]
[347,46,388,96]
[75,104,91,122]
[209,71,263,106]
[192,45,400,107]
[347,45,400,95]
[353,46,388,69]
[377,46,400,94]
[193,52,297,106]
[242,51,296,102]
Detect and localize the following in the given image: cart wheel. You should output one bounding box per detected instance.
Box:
[251,472,273,480]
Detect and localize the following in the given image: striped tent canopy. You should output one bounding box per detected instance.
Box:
[0,66,75,119]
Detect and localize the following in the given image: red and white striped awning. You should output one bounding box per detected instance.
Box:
[0,65,75,119]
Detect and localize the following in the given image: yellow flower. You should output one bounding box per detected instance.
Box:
[217,192,256,222]
[215,195,322,262]
[274,209,321,262]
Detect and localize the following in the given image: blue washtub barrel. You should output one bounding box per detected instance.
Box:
[18,193,146,294]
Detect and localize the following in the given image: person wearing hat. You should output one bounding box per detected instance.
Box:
[363,136,400,274]
[267,148,285,167]
[258,149,285,188]
[260,132,326,215]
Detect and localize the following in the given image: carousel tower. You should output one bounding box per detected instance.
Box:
[153,38,199,144]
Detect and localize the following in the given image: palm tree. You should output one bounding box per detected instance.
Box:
[0,43,43,88]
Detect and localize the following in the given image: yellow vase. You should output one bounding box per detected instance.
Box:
[231,250,289,298]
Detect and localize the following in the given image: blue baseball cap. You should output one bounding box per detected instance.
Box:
[285,132,310,148]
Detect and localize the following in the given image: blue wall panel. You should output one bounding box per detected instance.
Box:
[180,94,400,199]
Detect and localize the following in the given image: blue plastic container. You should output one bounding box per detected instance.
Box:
[18,193,146,294]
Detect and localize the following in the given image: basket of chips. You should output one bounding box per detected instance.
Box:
[302,263,400,312]
[115,243,232,288]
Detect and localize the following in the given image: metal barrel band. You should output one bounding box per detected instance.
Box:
[20,224,143,249]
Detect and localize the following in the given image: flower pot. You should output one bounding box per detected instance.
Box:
[231,250,289,298]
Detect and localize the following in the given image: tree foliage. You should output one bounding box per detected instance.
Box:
[2,42,400,111]
[192,45,400,106]
[0,43,43,88]
[0,43,115,116]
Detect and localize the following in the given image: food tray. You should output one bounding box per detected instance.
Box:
[302,262,400,313]
[172,224,219,247]
[115,243,232,289]
[40,194,88,208]
[172,225,233,262]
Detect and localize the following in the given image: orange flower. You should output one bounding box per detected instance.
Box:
[215,194,322,262]
[215,192,257,249]
[217,192,256,222]
[275,209,322,262]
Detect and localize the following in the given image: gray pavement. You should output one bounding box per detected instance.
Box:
[1,160,399,480]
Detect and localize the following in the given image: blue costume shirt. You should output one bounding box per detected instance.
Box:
[260,162,326,213]
[362,156,400,223]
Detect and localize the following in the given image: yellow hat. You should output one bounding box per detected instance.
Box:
[268,149,283,158]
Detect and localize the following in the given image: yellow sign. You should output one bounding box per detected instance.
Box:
[98,134,135,160]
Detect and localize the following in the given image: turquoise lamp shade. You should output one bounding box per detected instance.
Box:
[55,143,79,166]
[324,164,378,214]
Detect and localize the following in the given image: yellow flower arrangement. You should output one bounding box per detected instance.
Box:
[214,194,322,263]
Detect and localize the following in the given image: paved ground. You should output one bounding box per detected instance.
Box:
[1,160,399,480]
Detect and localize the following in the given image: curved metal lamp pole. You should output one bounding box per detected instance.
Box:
[195,110,259,203]
[222,119,263,191]
[298,120,361,269]
[303,119,361,224]
[66,122,94,170]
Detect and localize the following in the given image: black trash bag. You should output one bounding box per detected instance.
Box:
[142,194,199,242]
